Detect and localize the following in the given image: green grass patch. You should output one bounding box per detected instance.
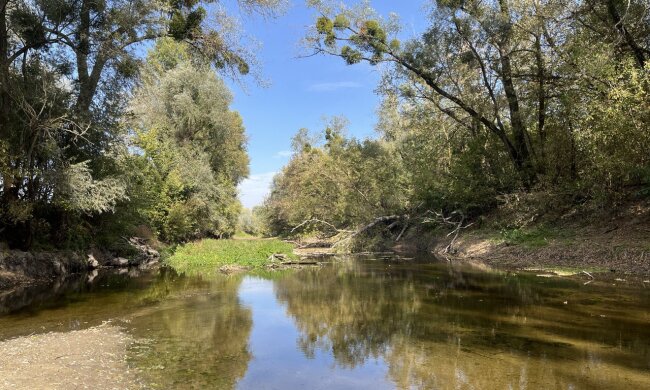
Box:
[232,231,259,240]
[496,226,566,248]
[166,238,296,275]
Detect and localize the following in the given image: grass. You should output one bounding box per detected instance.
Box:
[166,238,297,275]
[231,231,259,240]
[495,226,567,248]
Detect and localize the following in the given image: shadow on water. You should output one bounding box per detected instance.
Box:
[0,256,648,389]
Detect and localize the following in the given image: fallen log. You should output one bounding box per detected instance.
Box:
[280,260,320,266]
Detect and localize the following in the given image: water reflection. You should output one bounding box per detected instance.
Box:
[127,274,252,389]
[0,258,648,389]
[274,260,650,389]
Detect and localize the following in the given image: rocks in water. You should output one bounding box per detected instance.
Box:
[86,269,99,283]
[267,253,320,268]
[110,257,130,267]
[268,253,289,262]
[219,265,252,274]
[88,237,160,269]
[127,237,160,266]
[87,254,100,269]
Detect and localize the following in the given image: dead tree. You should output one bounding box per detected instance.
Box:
[423,211,474,254]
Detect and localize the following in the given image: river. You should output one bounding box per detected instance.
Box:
[0,256,649,389]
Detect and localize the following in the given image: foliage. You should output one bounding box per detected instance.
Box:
[497,227,560,248]
[264,118,411,236]
[130,39,248,243]
[262,0,650,242]
[238,207,267,236]
[305,0,650,194]
[166,238,296,275]
[0,0,284,249]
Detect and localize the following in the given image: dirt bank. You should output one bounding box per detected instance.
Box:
[0,251,87,290]
[423,197,650,277]
[296,195,647,277]
[0,239,160,292]
[0,324,143,389]
[433,231,650,277]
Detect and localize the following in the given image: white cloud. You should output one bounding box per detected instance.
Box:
[274,150,293,158]
[308,81,362,92]
[238,172,277,209]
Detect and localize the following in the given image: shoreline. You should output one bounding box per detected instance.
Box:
[0,239,160,292]
[2,226,648,294]
[427,230,650,278]
[0,324,142,390]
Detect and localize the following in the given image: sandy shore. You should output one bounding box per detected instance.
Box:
[0,324,142,389]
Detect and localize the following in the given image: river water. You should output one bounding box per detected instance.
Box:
[0,257,649,389]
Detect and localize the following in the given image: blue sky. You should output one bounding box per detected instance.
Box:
[229,1,428,208]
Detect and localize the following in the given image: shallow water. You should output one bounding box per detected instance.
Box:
[1,257,649,389]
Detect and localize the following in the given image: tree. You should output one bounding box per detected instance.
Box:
[1,0,281,248]
[307,1,545,186]
[130,39,249,242]
[264,117,410,238]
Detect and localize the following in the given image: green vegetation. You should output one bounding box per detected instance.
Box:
[262,0,650,249]
[130,38,249,242]
[496,227,565,248]
[166,239,296,275]
[1,0,648,262]
[237,207,268,237]
[0,0,283,250]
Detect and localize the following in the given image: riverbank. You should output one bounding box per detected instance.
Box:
[282,195,650,278]
[0,238,160,292]
[431,230,650,277]
[0,251,87,290]
[0,324,141,389]
[402,196,650,277]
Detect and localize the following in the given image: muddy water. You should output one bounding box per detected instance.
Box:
[0,257,649,389]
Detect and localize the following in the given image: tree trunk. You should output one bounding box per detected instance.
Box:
[0,0,10,140]
[606,0,646,69]
[74,0,106,117]
[498,0,535,187]
[534,34,547,172]
[0,0,16,208]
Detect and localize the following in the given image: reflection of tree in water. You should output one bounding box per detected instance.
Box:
[275,261,650,389]
[128,273,252,389]
[274,262,421,368]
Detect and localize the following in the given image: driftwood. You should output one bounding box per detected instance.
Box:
[333,215,404,248]
[395,222,409,242]
[582,270,595,285]
[423,210,474,254]
[290,208,476,253]
[291,219,354,234]
[280,260,319,265]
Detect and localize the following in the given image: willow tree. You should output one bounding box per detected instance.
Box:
[130,39,249,242]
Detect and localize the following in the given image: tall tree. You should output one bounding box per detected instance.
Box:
[0,0,282,248]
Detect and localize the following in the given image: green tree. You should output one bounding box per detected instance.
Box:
[0,0,281,248]
[130,39,249,242]
[306,0,650,191]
